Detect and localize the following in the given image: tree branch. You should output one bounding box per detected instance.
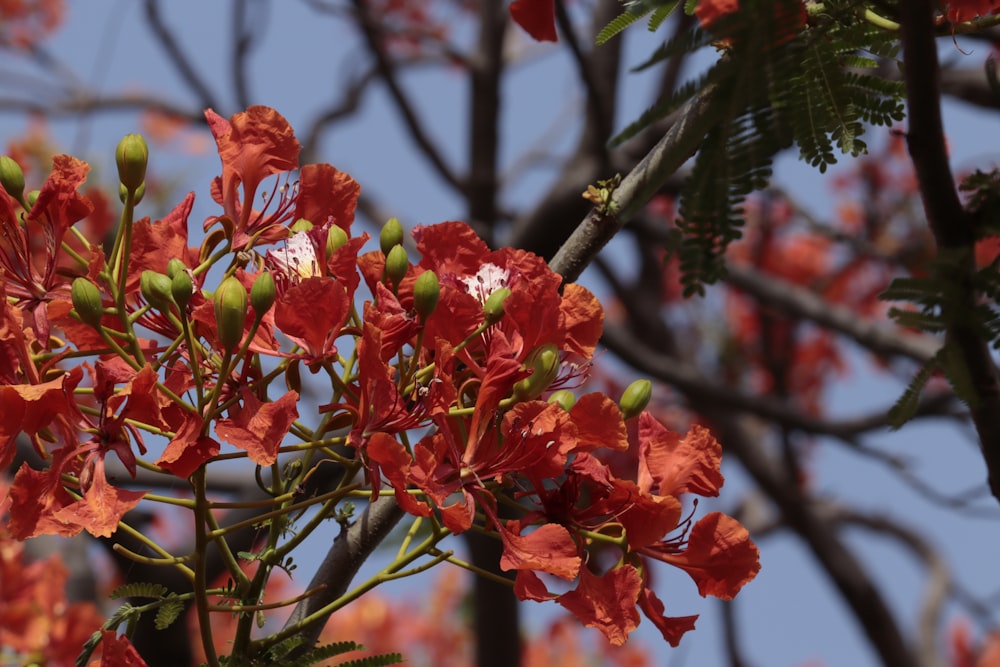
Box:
[548,84,721,283]
[143,0,221,112]
[282,495,405,651]
[350,0,464,194]
[231,0,256,111]
[724,263,940,363]
[899,0,1000,504]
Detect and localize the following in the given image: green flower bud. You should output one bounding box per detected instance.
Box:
[71,277,104,328]
[250,271,276,316]
[413,270,440,320]
[290,218,313,234]
[25,190,39,209]
[166,258,187,279]
[385,244,409,287]
[513,343,561,401]
[119,181,146,205]
[140,270,174,311]
[380,217,404,255]
[0,156,25,201]
[483,288,511,324]
[214,276,248,352]
[171,270,194,311]
[548,389,577,411]
[326,225,348,255]
[619,379,653,420]
[115,133,148,192]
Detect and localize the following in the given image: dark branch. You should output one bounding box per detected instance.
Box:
[143,0,221,112]
[899,0,1000,504]
[350,0,464,194]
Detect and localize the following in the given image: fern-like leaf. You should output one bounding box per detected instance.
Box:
[597,9,647,45]
[110,582,170,600]
[335,654,404,667]
[154,596,185,630]
[887,352,941,429]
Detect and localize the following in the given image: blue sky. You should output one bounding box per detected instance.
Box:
[4,2,1000,665]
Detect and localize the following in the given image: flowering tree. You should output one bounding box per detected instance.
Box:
[2,1,1000,666]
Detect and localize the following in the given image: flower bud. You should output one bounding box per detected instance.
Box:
[413,270,440,320]
[513,343,561,401]
[250,271,276,316]
[380,217,404,255]
[548,389,577,411]
[119,181,145,205]
[140,270,175,311]
[385,244,409,288]
[166,258,187,279]
[25,190,39,209]
[290,218,313,234]
[326,224,348,255]
[171,270,194,311]
[0,156,25,201]
[115,133,148,192]
[71,277,104,328]
[483,288,511,324]
[619,379,652,420]
[214,276,248,352]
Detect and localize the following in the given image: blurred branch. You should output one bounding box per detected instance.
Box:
[899,0,1000,505]
[231,0,257,111]
[143,0,221,112]
[724,263,940,363]
[0,92,203,123]
[350,0,463,194]
[506,0,625,258]
[466,0,507,242]
[714,414,919,667]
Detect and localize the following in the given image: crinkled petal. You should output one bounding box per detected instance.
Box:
[557,565,642,646]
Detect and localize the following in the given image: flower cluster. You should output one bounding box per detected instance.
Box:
[0,104,758,661]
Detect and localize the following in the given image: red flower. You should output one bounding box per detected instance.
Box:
[0,154,94,343]
[557,565,642,646]
[946,0,1000,21]
[215,387,300,467]
[510,0,557,42]
[640,511,761,599]
[205,106,301,249]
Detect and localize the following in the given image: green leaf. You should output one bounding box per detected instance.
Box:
[109,582,170,600]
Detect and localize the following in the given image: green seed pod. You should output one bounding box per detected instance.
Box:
[385,244,409,288]
[140,270,175,311]
[619,379,653,420]
[483,288,511,324]
[285,358,302,394]
[326,225,348,255]
[115,133,148,192]
[380,217,404,255]
[548,389,577,411]
[71,277,104,328]
[166,258,187,279]
[250,271,276,316]
[0,156,25,201]
[513,343,561,401]
[214,276,248,352]
[170,270,194,311]
[413,270,440,320]
[290,218,314,234]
